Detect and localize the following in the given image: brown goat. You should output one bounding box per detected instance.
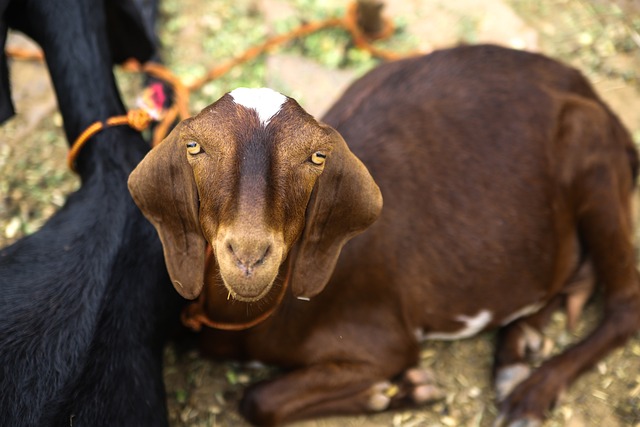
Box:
[128,44,640,426]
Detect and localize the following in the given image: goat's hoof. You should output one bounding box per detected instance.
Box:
[412,383,444,404]
[494,368,563,427]
[494,363,531,401]
[367,381,393,411]
[366,367,444,412]
[404,367,436,384]
[520,324,554,363]
[403,367,444,404]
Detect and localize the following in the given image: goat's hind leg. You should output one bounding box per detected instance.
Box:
[239,361,443,426]
[496,125,640,424]
[493,297,561,404]
[493,260,596,405]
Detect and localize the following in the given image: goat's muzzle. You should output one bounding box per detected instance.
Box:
[214,226,285,302]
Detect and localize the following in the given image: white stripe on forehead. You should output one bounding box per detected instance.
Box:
[229,87,287,126]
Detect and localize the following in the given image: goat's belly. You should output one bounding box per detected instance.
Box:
[409,258,575,342]
[414,300,546,342]
[407,257,571,342]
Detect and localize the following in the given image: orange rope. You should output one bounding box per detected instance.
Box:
[181,245,292,331]
[342,2,404,61]
[21,2,415,172]
[66,109,152,172]
[4,46,44,61]
[122,61,191,146]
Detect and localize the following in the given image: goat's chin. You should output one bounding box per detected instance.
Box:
[224,283,273,302]
[218,272,278,302]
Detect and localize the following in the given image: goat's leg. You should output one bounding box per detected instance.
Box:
[239,361,442,426]
[497,166,640,425]
[492,297,561,402]
[493,260,596,402]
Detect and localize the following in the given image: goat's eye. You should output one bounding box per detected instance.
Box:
[310,152,327,166]
[186,141,202,155]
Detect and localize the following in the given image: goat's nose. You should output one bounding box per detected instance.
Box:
[225,238,272,277]
[216,228,284,301]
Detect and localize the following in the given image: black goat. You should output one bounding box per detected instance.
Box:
[0,0,182,425]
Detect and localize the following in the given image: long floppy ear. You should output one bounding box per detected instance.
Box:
[291,124,383,299]
[128,121,205,299]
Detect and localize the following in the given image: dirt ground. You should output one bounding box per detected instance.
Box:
[1,0,640,426]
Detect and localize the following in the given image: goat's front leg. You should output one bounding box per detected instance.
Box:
[239,361,442,426]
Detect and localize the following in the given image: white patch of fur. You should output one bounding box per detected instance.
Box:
[229,87,287,125]
[500,302,544,326]
[419,310,493,341]
[495,363,531,401]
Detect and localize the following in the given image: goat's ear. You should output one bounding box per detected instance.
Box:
[291,125,383,299]
[128,121,205,300]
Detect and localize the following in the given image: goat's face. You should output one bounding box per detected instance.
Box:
[129,88,382,301]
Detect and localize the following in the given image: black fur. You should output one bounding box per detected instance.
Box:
[0,0,182,425]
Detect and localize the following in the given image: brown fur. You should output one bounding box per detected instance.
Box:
[128,93,382,303]
[129,45,640,425]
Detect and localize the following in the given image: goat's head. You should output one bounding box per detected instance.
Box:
[128,88,382,302]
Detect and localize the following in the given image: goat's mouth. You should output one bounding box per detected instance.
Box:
[212,259,281,301]
[220,277,276,302]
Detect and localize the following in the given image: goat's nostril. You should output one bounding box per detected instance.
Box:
[255,245,271,266]
[224,239,273,277]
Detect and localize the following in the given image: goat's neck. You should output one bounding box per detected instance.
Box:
[72,127,149,180]
[44,42,125,144]
[9,0,126,143]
